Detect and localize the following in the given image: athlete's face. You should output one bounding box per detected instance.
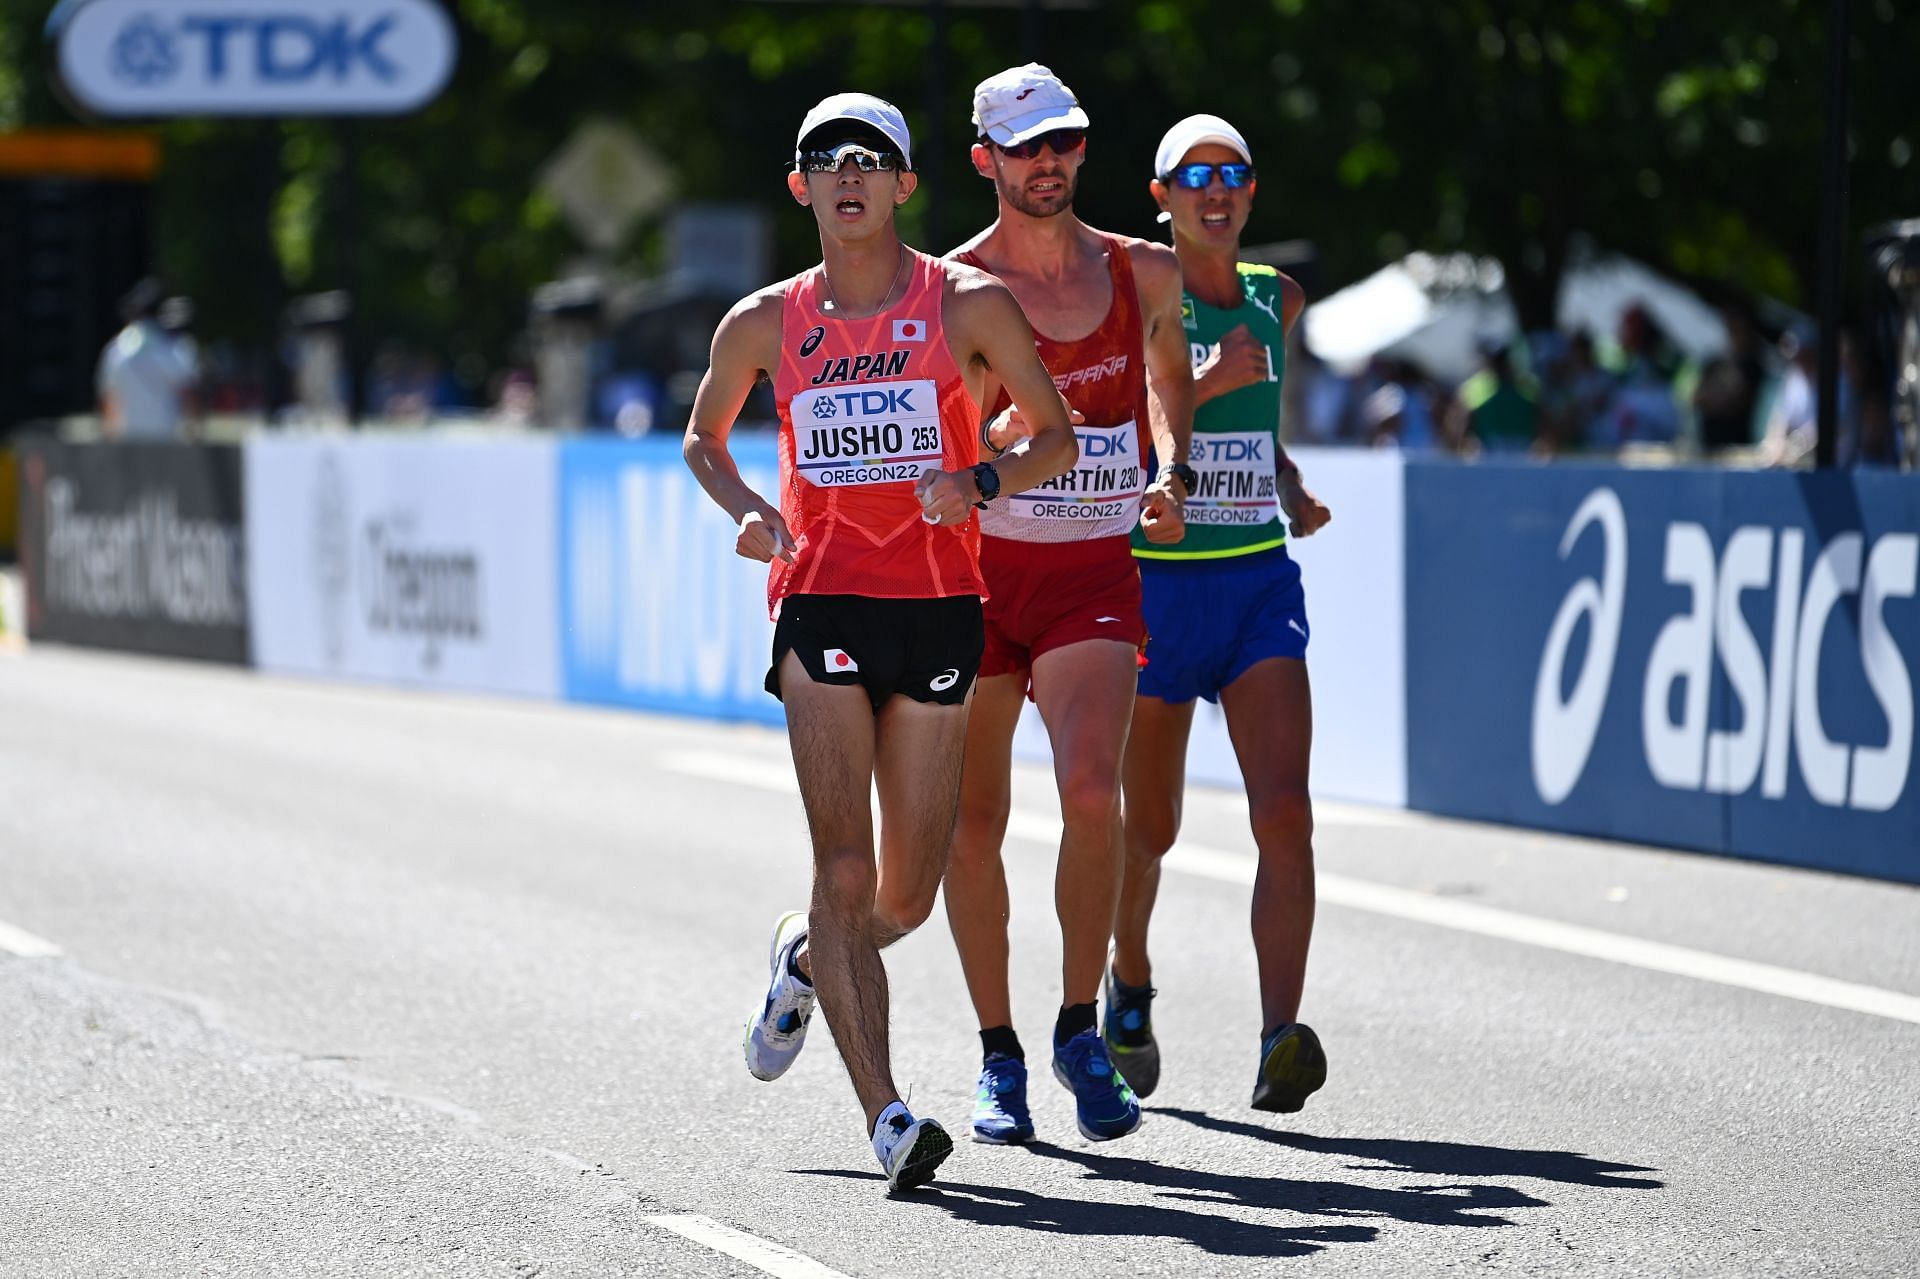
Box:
[972,132,1084,219]
[788,139,917,244]
[1152,143,1256,251]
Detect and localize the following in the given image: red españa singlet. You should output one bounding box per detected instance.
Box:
[957,233,1151,544]
[768,249,985,615]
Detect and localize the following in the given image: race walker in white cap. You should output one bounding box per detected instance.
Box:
[1106,112,1336,1116]
[941,62,1196,1147]
[683,90,1078,1193]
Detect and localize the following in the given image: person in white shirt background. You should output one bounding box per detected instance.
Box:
[97,277,198,441]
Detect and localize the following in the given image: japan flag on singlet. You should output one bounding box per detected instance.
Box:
[892,318,927,342]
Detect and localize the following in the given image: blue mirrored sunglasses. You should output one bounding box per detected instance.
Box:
[1165,162,1255,190]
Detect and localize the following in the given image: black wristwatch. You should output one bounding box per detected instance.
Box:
[969,461,1002,507]
[1162,462,1199,498]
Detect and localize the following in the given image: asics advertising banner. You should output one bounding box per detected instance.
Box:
[1405,462,1920,883]
[245,434,559,697]
[558,436,782,724]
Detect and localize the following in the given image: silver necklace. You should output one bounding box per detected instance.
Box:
[820,245,909,319]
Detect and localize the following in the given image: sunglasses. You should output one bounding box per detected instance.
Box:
[1164,161,1256,190]
[798,142,901,174]
[993,128,1086,160]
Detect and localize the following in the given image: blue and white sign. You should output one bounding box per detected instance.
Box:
[559,436,783,725]
[55,0,457,117]
[1405,462,1920,883]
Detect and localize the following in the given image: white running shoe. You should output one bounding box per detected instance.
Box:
[871,1102,953,1193]
[743,911,814,1081]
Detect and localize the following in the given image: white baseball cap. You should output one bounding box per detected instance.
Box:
[795,93,913,170]
[1153,113,1252,178]
[971,63,1090,146]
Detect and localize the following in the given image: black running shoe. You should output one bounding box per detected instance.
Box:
[1252,1022,1327,1114]
[1102,967,1161,1098]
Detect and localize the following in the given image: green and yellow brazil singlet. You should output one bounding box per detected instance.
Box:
[1133,262,1289,561]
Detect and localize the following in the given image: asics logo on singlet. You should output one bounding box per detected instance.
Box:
[798,326,826,358]
[930,669,960,691]
[808,350,912,386]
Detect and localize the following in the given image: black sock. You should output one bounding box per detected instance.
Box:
[1053,1002,1097,1047]
[980,1026,1024,1062]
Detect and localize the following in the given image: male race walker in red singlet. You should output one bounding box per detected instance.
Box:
[942,64,1197,1145]
[683,93,1077,1192]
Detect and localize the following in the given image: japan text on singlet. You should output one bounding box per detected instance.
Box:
[1133,263,1288,560]
[768,249,984,614]
[958,235,1151,545]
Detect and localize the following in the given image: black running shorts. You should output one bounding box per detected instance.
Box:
[767,594,985,711]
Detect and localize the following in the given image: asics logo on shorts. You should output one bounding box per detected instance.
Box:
[930,669,960,692]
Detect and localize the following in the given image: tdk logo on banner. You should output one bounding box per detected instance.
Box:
[1533,487,1917,813]
[56,0,457,116]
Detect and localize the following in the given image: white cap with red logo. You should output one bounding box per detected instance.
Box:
[971,63,1090,146]
[796,93,914,170]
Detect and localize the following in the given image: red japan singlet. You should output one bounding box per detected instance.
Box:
[957,234,1151,544]
[768,248,985,614]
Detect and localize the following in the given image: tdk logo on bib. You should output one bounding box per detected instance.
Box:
[56,0,457,116]
[791,380,943,488]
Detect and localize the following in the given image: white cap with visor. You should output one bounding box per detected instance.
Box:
[795,93,913,170]
[1153,113,1252,178]
[971,63,1090,146]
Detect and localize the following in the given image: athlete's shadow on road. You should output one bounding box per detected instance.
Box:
[1151,1106,1666,1190]
[795,1109,1660,1260]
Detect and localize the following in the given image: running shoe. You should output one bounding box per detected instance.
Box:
[970,1053,1035,1145]
[1051,1028,1141,1141]
[1251,1022,1327,1114]
[1101,968,1161,1098]
[873,1105,953,1193]
[743,910,814,1082]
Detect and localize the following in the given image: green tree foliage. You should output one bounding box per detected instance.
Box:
[2,0,1914,382]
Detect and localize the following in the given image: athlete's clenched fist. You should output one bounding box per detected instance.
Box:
[736,506,796,563]
[915,469,979,526]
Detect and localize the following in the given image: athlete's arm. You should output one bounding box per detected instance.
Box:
[683,288,794,563]
[918,272,1078,523]
[1266,270,1330,537]
[1131,241,1191,543]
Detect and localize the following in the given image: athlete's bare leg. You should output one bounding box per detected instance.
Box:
[1030,638,1140,1008]
[1219,655,1315,1031]
[1113,694,1196,988]
[942,673,1026,1031]
[782,651,966,1132]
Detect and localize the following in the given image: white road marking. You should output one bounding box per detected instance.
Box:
[644,1214,852,1279]
[0,919,62,958]
[660,752,1920,1027]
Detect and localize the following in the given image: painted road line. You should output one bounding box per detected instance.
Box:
[644,1214,852,1279]
[660,753,1920,1028]
[0,918,62,958]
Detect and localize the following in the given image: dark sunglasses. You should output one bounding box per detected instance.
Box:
[994,128,1086,160]
[797,142,901,174]
[1164,161,1255,190]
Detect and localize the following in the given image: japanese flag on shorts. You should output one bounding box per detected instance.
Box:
[823,648,859,672]
[892,318,927,342]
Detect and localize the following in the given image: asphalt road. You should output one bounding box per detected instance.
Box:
[2,647,1917,1277]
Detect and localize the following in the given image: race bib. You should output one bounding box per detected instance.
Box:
[988,420,1145,541]
[791,379,943,487]
[1186,431,1280,527]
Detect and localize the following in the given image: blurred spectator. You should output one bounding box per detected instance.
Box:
[369,344,462,425]
[1760,328,1817,469]
[1837,332,1901,469]
[1596,304,1681,445]
[97,276,197,439]
[1446,343,1537,454]
[1539,330,1616,453]
[1356,358,1439,451]
[1693,305,1767,452]
[1298,349,1355,444]
[491,367,539,428]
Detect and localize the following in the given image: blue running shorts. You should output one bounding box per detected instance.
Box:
[1137,546,1309,704]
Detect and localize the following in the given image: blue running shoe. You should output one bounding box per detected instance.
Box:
[1102,968,1161,1098]
[743,911,814,1081]
[1051,1028,1141,1141]
[1252,1022,1327,1114]
[970,1053,1035,1145]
